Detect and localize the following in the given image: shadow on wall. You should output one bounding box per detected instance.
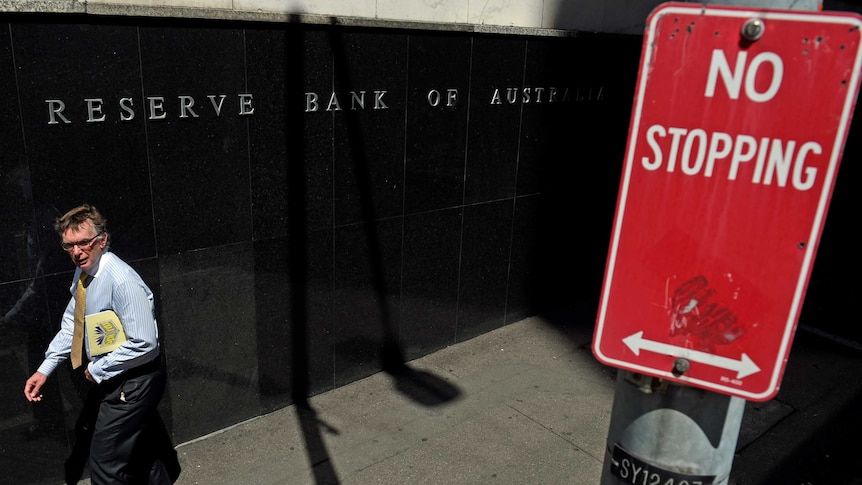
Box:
[281,19,463,485]
[525,30,642,327]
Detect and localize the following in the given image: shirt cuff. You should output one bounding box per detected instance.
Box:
[36,360,58,377]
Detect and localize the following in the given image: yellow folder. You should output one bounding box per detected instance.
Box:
[85,310,127,356]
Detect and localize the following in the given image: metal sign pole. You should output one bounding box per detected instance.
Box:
[600,373,745,485]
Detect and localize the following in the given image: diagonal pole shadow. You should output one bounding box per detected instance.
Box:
[327,24,461,407]
[282,19,463,485]
[295,402,341,484]
[283,20,341,485]
[328,25,403,372]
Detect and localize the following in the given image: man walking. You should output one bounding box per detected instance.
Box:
[24,203,179,484]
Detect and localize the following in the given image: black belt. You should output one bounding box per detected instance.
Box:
[100,357,162,391]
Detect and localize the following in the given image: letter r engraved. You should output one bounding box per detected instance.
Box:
[46,99,71,125]
[178,95,199,118]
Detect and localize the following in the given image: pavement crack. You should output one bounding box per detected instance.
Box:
[505,403,603,463]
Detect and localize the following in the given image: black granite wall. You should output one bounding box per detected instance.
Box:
[0,12,857,485]
[0,15,642,483]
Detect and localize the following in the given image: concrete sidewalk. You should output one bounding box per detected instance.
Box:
[166,315,862,485]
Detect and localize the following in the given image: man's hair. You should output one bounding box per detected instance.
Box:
[54,203,107,237]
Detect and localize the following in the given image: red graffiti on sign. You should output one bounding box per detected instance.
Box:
[666,275,747,352]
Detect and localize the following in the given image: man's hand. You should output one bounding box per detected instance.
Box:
[24,372,48,402]
[84,367,95,383]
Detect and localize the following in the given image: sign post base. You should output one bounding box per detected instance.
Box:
[601,372,745,485]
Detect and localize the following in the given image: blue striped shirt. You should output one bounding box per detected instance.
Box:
[37,251,160,383]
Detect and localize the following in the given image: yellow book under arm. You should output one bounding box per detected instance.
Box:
[85,310,127,356]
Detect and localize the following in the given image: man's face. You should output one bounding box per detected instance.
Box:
[61,220,107,274]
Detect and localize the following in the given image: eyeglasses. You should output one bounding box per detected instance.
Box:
[61,233,103,252]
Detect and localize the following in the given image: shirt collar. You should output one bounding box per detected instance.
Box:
[84,251,112,280]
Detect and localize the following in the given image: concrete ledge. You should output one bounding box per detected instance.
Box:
[1,0,825,35]
[2,1,587,38]
[0,1,609,39]
[0,0,84,13]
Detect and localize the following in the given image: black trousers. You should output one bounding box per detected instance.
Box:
[88,360,180,485]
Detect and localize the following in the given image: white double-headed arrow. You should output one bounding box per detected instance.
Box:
[623,331,761,379]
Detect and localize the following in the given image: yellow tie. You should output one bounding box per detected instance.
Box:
[71,272,87,369]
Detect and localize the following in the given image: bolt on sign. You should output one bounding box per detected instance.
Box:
[592,2,862,401]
